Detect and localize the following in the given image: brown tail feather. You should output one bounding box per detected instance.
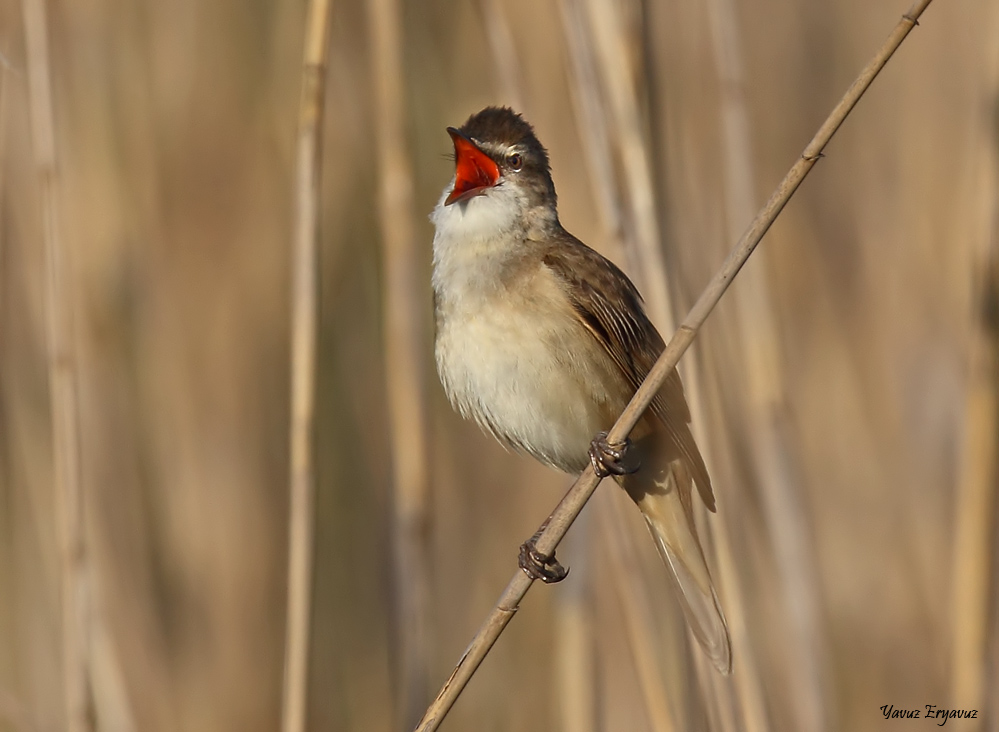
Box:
[620,457,732,673]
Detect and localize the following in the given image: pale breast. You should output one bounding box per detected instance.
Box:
[434,264,633,473]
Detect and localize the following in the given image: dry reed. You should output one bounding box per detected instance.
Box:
[476,0,524,111]
[21,0,93,730]
[949,248,998,714]
[582,0,675,332]
[553,515,598,732]
[282,2,334,731]
[948,96,999,714]
[367,0,434,725]
[704,0,830,727]
[599,494,677,732]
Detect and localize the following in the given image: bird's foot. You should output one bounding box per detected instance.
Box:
[518,530,568,584]
[588,432,639,478]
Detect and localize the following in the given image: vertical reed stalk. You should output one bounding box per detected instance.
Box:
[476,0,524,110]
[581,0,675,332]
[949,249,998,715]
[554,517,598,732]
[0,58,8,277]
[367,0,432,725]
[599,494,677,732]
[89,585,136,732]
[705,0,830,728]
[949,56,999,709]
[21,1,93,730]
[707,489,771,732]
[282,2,333,731]
[557,0,623,268]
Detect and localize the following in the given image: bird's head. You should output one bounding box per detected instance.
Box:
[439,107,558,236]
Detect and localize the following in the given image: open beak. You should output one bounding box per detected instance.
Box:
[445,127,500,205]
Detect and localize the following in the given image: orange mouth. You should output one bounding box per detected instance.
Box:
[445,128,500,205]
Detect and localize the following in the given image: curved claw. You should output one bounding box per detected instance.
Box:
[518,538,569,584]
[588,431,639,478]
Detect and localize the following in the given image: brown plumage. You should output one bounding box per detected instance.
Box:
[540,233,716,511]
[432,107,731,672]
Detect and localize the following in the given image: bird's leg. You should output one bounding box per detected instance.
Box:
[518,433,637,584]
[588,431,639,477]
[518,518,568,584]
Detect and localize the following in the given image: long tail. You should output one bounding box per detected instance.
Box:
[621,461,732,674]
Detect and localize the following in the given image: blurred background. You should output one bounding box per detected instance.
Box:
[0,0,996,730]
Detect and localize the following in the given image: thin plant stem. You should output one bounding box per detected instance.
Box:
[949,48,999,708]
[949,247,999,714]
[282,2,333,731]
[554,513,598,732]
[476,0,524,111]
[0,59,8,297]
[599,494,677,732]
[367,0,433,725]
[704,0,830,728]
[707,485,770,732]
[557,0,623,256]
[582,0,675,332]
[414,2,935,729]
[21,0,93,730]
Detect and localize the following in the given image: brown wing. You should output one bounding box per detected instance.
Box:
[541,233,716,511]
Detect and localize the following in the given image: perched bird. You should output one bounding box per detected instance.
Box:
[431,106,731,673]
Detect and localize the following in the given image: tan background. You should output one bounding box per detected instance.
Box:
[0,0,996,730]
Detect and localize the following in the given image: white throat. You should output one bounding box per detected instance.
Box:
[430,179,527,303]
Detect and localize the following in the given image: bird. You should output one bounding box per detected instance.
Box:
[430,106,731,673]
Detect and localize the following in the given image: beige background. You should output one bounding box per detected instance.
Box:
[0,0,996,730]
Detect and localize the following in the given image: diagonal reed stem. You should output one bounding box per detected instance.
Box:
[414,1,935,728]
[282,2,333,732]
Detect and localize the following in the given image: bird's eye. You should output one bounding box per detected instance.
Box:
[506,153,523,171]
